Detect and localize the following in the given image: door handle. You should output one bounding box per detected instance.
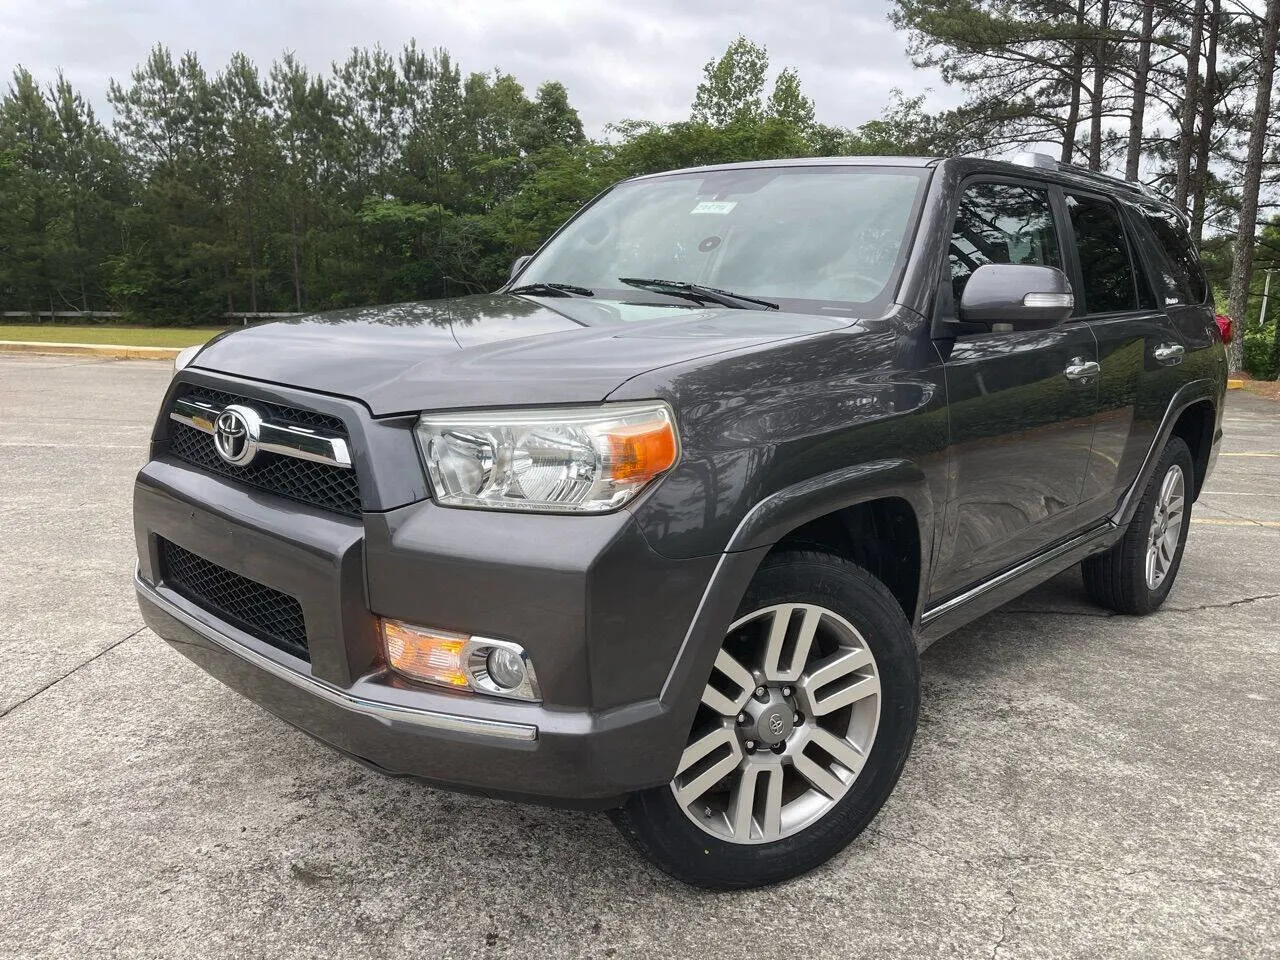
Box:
[1063,357,1101,381]
[1154,343,1185,365]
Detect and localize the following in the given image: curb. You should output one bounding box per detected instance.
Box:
[0,340,181,361]
[1227,378,1245,390]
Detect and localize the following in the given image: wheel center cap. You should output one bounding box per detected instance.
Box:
[750,702,794,746]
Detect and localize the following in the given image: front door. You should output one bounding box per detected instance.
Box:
[932,179,1099,601]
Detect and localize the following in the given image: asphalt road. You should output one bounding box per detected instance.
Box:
[1,354,1277,960]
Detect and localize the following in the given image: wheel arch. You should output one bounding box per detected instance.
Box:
[766,499,923,625]
[725,458,932,626]
[655,460,931,780]
[1169,398,1215,500]
[1114,379,1220,525]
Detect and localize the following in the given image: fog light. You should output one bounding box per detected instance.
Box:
[486,647,526,690]
[380,618,541,702]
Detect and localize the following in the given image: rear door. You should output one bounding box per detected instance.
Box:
[1063,191,1184,520]
[932,178,1100,601]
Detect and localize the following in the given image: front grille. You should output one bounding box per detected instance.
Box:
[167,385,362,517]
[160,540,309,660]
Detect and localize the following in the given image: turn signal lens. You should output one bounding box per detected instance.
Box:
[380,618,542,701]
[607,421,678,482]
[382,620,470,688]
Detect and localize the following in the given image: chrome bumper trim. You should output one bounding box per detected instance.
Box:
[135,569,538,742]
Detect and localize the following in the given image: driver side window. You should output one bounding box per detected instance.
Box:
[949,182,1063,304]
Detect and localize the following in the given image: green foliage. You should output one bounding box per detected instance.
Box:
[0,36,955,325]
[1239,219,1280,378]
[691,36,770,126]
[1243,319,1278,379]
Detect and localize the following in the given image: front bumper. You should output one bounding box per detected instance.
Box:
[134,456,734,808]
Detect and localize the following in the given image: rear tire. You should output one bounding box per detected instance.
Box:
[1083,437,1194,614]
[609,548,920,890]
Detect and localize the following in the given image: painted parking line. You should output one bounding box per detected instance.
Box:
[1190,518,1280,528]
[1220,452,1280,458]
[1201,491,1280,497]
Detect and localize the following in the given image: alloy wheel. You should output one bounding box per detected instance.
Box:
[1145,464,1186,590]
[670,603,882,844]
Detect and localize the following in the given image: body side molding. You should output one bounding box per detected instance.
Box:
[921,521,1115,627]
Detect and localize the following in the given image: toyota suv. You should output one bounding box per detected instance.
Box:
[133,154,1226,889]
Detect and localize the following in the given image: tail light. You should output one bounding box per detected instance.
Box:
[1214,314,1234,344]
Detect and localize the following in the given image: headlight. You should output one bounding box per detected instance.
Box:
[173,344,201,375]
[415,402,678,513]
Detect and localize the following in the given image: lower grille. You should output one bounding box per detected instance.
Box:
[160,539,309,661]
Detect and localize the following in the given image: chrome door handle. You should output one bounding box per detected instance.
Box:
[1154,343,1185,365]
[1063,357,1100,381]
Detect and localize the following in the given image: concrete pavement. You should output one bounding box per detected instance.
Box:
[1,355,1276,959]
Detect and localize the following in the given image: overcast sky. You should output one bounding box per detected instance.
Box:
[0,0,957,133]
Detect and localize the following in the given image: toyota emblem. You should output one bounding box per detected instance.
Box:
[212,404,263,466]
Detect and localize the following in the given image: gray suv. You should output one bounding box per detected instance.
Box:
[134,155,1226,888]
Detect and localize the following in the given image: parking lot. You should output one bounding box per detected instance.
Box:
[1,353,1277,959]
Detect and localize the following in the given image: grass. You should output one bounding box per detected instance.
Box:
[0,324,228,348]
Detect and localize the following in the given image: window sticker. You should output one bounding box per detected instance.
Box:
[690,200,737,215]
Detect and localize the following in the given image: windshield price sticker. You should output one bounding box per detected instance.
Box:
[690,201,737,215]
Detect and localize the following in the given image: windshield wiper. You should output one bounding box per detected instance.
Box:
[508,281,595,298]
[617,278,777,311]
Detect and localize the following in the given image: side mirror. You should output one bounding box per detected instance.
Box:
[509,255,531,281]
[959,264,1075,331]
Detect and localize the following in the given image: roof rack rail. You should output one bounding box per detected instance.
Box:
[1009,152,1168,201]
[1010,151,1058,170]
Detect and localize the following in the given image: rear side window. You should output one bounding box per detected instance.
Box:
[1065,194,1138,314]
[949,182,1062,304]
[1141,207,1208,305]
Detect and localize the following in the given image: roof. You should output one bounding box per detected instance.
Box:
[626,155,942,181]
[627,153,1182,218]
[946,155,1185,218]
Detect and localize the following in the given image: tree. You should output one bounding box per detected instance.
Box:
[691,36,770,126]
[108,46,231,322]
[1226,0,1280,372]
[1124,0,1155,181]
[1173,0,1206,208]
[0,68,63,315]
[766,68,815,129]
[219,53,275,313]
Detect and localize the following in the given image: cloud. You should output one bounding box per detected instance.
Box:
[0,0,956,132]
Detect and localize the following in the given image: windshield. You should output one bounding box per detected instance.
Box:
[517,165,929,315]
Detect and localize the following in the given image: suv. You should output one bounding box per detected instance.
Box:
[134,155,1226,889]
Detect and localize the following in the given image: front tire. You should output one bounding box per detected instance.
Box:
[610,549,920,889]
[1083,436,1194,614]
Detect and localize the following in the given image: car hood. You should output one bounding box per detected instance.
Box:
[191,294,852,415]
